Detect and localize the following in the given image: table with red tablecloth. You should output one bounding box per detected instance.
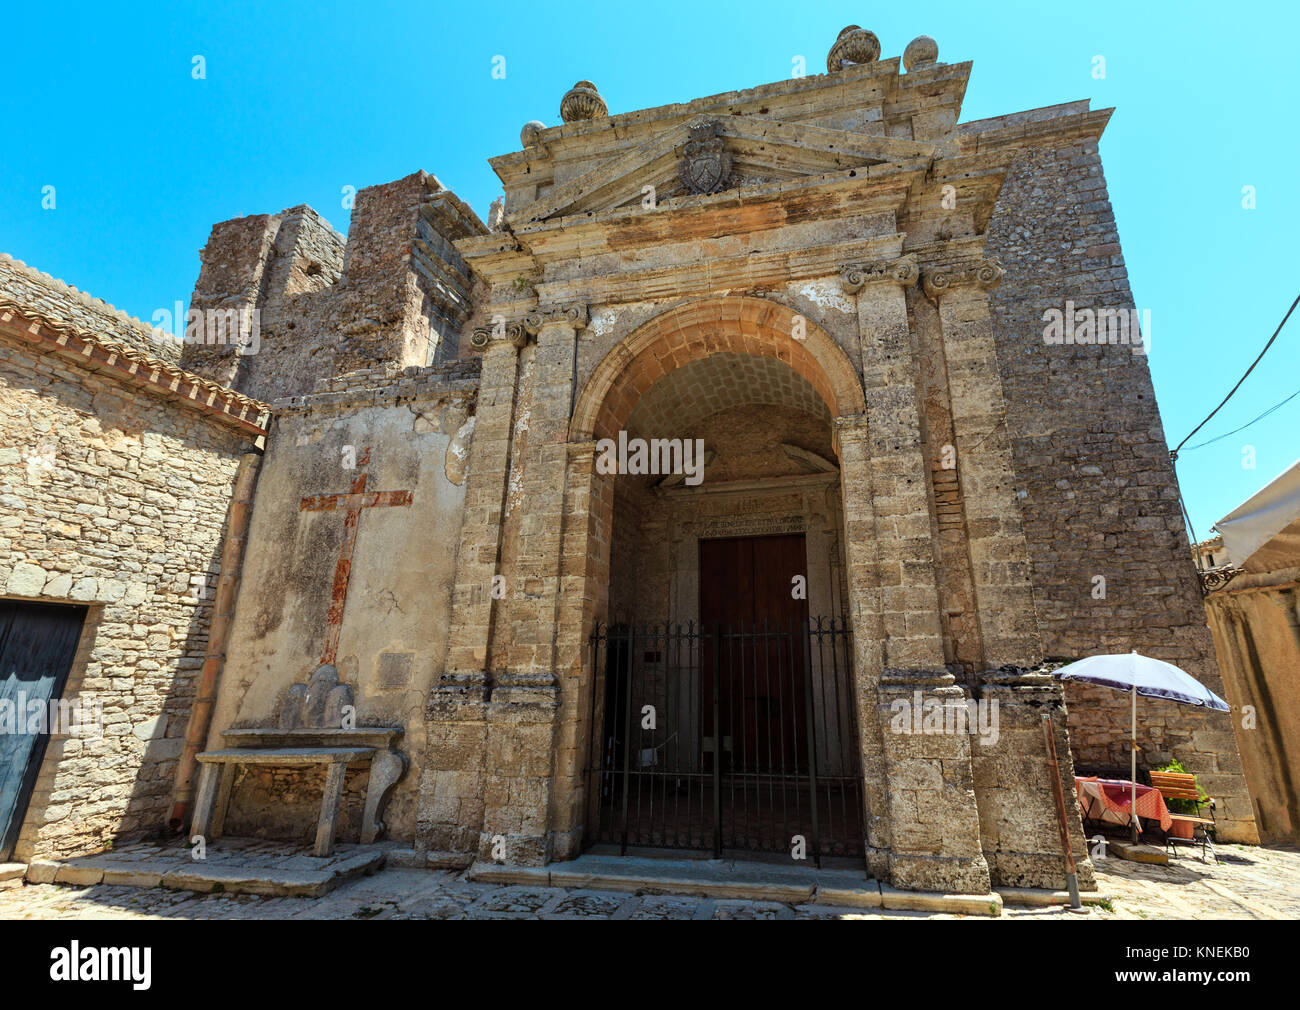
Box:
[1074,776,1173,832]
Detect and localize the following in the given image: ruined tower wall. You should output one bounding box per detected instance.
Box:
[183,173,484,404]
[981,134,1258,842]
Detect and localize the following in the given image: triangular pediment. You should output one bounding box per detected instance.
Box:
[512,114,935,225]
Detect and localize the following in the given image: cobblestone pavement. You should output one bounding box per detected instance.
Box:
[0,844,1295,920]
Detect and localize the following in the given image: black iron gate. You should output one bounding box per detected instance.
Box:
[584,618,864,865]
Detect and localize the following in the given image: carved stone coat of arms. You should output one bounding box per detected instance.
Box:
[678,122,733,195]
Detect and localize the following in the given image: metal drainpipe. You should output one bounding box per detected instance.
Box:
[168,443,264,832]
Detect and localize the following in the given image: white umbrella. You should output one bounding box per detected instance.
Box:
[1054,651,1228,842]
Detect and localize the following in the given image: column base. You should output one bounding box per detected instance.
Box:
[875,668,993,895]
[888,852,993,895]
[971,665,1098,891]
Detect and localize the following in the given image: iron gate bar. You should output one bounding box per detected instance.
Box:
[585,618,863,861]
[801,619,822,867]
[618,623,634,855]
[711,620,722,857]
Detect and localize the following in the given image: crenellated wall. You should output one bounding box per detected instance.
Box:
[183,173,485,404]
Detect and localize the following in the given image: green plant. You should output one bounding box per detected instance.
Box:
[1153,758,1209,815]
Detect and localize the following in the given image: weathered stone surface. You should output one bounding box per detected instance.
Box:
[0,24,1260,896]
[2,839,1297,921]
[0,258,257,862]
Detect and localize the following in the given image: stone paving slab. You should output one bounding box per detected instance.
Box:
[20,838,390,898]
[0,843,1294,921]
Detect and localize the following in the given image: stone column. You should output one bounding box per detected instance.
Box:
[923,259,1041,667]
[840,256,945,672]
[547,441,614,858]
[443,322,528,687]
[836,256,988,892]
[834,416,892,878]
[481,303,588,865]
[417,321,522,859]
[969,668,1097,889]
[505,304,588,674]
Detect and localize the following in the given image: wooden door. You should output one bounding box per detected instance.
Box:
[699,535,809,773]
[0,601,87,860]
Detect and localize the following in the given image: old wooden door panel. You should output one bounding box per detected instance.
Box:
[699,535,809,773]
[0,600,87,860]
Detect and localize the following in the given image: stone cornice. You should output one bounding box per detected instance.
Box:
[921,258,1005,304]
[957,106,1114,155]
[840,255,919,293]
[489,57,933,172]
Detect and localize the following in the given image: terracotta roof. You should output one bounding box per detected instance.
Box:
[0,253,270,437]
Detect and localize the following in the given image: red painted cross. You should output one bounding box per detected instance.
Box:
[299,447,413,665]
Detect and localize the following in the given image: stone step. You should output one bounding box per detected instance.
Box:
[1109,840,1169,864]
[468,852,1004,916]
[23,841,389,898]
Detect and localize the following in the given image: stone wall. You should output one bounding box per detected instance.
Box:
[206,363,476,844]
[0,330,249,860]
[981,132,1258,841]
[1205,574,1300,843]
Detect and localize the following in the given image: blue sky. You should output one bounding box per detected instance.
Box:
[2,0,1297,536]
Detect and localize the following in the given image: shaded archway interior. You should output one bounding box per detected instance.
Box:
[591,344,862,859]
[606,348,847,626]
[571,296,864,443]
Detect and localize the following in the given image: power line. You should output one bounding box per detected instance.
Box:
[1171,290,1300,461]
[1182,384,1300,451]
[1170,289,1299,568]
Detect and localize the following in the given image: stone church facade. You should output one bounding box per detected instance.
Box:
[0,28,1257,896]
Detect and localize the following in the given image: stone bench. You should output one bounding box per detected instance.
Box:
[192,727,407,857]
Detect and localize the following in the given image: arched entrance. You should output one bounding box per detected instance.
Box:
[573,298,866,863]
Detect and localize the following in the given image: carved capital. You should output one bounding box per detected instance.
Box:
[840,255,920,294]
[921,258,1005,304]
[523,303,589,335]
[470,317,528,352]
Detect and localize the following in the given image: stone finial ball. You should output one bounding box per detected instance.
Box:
[826,25,882,73]
[560,80,608,123]
[903,35,939,72]
[520,121,546,147]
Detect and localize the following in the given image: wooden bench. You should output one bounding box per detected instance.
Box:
[192,727,407,857]
[1149,770,1215,861]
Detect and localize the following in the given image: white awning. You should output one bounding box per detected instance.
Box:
[1213,457,1300,572]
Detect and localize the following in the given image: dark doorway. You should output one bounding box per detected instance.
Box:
[0,600,87,860]
[584,534,864,864]
[699,534,810,771]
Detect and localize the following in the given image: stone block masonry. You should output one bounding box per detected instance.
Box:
[0,25,1262,896]
[200,360,477,848]
[0,302,263,860]
[978,123,1257,842]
